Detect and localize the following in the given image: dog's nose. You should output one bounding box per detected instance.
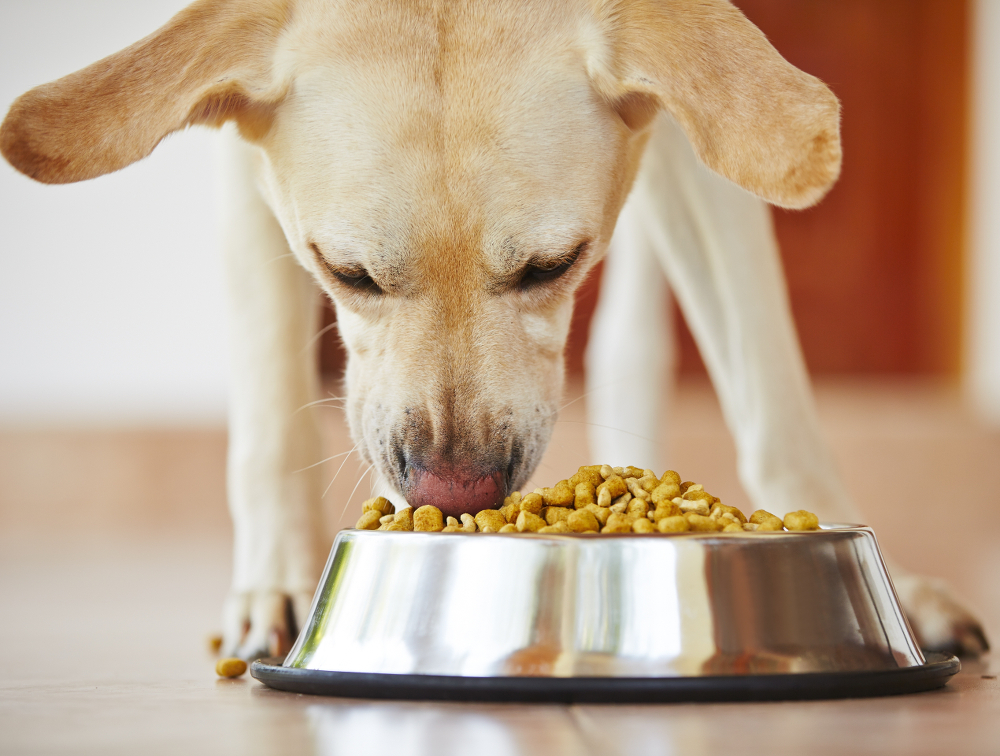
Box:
[404,465,507,518]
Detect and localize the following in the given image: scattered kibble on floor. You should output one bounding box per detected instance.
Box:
[354,466,820,535]
[215,658,248,678]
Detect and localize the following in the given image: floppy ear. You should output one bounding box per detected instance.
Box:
[0,0,289,184]
[590,0,842,209]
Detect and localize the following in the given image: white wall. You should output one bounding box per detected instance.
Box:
[968,0,1000,425]
[0,0,228,425]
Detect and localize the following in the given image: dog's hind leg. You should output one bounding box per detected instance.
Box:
[585,192,675,471]
[218,127,325,659]
[629,114,988,656]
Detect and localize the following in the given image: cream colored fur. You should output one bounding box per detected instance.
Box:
[0,0,986,657]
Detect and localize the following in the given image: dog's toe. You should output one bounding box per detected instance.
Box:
[894,574,991,658]
[222,590,312,661]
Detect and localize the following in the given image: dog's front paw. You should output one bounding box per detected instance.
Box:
[893,574,990,658]
[222,589,315,660]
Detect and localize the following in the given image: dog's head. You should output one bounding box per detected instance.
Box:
[1,0,840,516]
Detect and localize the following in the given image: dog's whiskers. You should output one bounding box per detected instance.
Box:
[554,419,658,444]
[292,449,356,474]
[322,443,359,499]
[293,394,348,416]
[301,320,341,355]
[339,462,376,522]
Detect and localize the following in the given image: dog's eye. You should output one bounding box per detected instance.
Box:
[518,242,587,289]
[332,268,383,296]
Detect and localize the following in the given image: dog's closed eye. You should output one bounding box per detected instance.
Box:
[330,267,383,295]
[517,241,588,291]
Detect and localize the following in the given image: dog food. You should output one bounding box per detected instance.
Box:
[215,658,248,678]
[355,465,820,535]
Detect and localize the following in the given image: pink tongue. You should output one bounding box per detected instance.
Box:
[406,468,505,518]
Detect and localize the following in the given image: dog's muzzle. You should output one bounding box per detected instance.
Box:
[403,464,508,518]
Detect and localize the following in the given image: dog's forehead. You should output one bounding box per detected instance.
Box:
[267,0,625,263]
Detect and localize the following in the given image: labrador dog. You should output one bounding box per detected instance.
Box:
[2,0,987,658]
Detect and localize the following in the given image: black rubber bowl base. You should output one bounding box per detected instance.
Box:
[250,653,959,704]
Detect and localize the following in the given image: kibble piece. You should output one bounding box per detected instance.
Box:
[710,504,747,524]
[384,508,414,531]
[626,498,650,519]
[686,513,723,532]
[650,482,681,506]
[678,498,710,516]
[539,521,571,534]
[458,513,476,532]
[543,483,576,508]
[475,509,507,532]
[446,516,460,527]
[499,523,518,533]
[216,658,247,678]
[638,475,660,493]
[784,510,820,531]
[584,504,612,526]
[651,502,681,522]
[680,481,696,494]
[520,492,544,516]
[631,517,656,534]
[441,525,464,533]
[597,488,612,508]
[543,506,573,526]
[413,505,445,532]
[603,512,634,533]
[516,511,546,532]
[599,464,615,479]
[597,475,628,500]
[571,466,605,489]
[622,466,646,479]
[743,522,760,531]
[567,509,600,533]
[661,470,682,487]
[355,510,382,531]
[749,510,785,531]
[658,515,690,533]
[574,482,597,509]
[626,478,651,501]
[722,522,744,533]
[362,496,395,516]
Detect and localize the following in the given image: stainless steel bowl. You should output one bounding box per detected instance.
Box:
[255,526,959,701]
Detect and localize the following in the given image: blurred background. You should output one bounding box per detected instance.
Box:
[1,0,999,682]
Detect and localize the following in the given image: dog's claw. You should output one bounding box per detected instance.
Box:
[894,574,991,658]
[222,589,312,661]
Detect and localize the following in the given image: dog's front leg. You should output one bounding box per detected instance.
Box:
[218,130,324,659]
[629,115,987,656]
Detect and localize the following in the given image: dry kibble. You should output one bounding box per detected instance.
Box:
[597,475,628,500]
[355,465,822,539]
[678,498,710,516]
[631,517,656,534]
[543,483,575,508]
[650,482,681,506]
[567,509,600,533]
[686,513,723,532]
[543,506,573,526]
[749,510,785,531]
[362,496,395,516]
[784,510,820,531]
[355,510,382,531]
[475,509,506,532]
[585,504,612,526]
[520,492,544,516]
[603,512,634,533]
[216,658,247,678]
[516,511,546,532]
[574,482,597,509]
[413,504,444,533]
[658,515,690,533]
[626,498,650,519]
[661,470,682,487]
[626,478,651,501]
[539,521,571,534]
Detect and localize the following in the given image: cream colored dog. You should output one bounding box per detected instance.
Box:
[1,0,987,658]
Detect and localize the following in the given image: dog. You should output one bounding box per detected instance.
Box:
[1,0,988,659]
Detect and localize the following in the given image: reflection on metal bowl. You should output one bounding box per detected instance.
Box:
[284,526,924,678]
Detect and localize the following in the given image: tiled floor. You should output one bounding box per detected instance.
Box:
[1,378,998,755]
